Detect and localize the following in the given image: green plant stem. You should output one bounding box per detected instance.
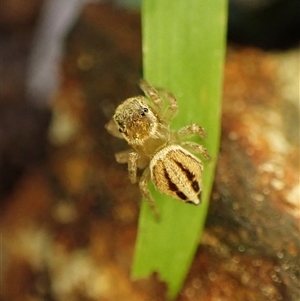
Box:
[132,0,227,299]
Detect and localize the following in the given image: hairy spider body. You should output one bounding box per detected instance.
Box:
[106,80,209,216]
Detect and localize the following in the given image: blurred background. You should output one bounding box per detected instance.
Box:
[1,1,299,300]
[1,0,299,198]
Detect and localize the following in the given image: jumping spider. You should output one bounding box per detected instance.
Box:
[106,80,210,217]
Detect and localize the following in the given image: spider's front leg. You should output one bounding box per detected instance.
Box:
[128,151,139,183]
[139,167,160,219]
[140,79,178,123]
[140,79,163,110]
[156,88,178,123]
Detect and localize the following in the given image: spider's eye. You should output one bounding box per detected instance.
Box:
[141,107,149,116]
[116,121,125,133]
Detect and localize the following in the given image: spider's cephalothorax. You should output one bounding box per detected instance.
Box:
[113,97,169,154]
[106,80,210,217]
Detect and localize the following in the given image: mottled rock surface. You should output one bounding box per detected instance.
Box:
[2,3,299,301]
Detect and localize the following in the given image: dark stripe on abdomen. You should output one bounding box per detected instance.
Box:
[163,168,187,201]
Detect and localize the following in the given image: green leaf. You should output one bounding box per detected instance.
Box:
[132,0,227,299]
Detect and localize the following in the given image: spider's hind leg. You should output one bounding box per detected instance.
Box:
[176,124,206,140]
[139,167,160,219]
[180,141,210,160]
